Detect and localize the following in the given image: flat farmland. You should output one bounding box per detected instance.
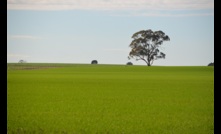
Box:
[7,64,214,133]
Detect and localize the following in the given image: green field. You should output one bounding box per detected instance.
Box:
[7,64,214,134]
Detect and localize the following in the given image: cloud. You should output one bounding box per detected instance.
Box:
[8,35,42,40]
[7,54,30,58]
[7,0,213,11]
[119,11,214,17]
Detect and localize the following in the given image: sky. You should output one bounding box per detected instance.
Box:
[7,0,214,66]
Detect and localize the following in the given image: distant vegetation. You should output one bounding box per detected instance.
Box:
[91,60,98,64]
[208,62,214,66]
[18,59,27,63]
[126,62,133,65]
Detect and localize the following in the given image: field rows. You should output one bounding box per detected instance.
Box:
[7,64,214,133]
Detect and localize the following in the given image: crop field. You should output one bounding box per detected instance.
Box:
[7,64,214,134]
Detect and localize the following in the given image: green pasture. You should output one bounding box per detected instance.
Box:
[7,64,214,133]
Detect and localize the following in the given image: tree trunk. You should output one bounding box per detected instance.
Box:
[147,60,151,66]
[142,58,151,66]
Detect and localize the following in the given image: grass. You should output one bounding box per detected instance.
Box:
[7,64,214,133]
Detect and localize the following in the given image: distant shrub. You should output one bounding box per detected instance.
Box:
[91,60,98,64]
[18,60,26,63]
[208,62,214,66]
[126,62,133,65]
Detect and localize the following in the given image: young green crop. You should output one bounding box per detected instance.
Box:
[7,64,214,133]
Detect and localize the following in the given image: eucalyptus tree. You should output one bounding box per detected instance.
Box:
[128,29,170,66]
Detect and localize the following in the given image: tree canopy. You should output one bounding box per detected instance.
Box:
[128,29,170,66]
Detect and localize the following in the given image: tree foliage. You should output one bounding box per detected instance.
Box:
[128,29,170,66]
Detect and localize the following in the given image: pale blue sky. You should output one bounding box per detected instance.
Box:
[7,0,214,66]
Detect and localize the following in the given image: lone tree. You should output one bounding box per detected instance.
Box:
[128,29,170,66]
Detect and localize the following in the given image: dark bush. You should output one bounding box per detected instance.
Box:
[18,60,26,63]
[91,60,98,64]
[126,62,133,65]
[208,62,214,66]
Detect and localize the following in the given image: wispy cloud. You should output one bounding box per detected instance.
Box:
[117,11,214,17]
[7,0,213,11]
[8,35,42,40]
[7,54,30,58]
